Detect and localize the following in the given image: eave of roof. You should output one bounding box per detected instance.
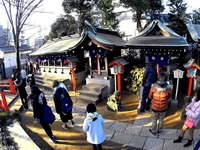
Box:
[126,36,189,48]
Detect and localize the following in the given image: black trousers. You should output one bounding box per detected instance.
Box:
[40,120,53,139]
[18,87,28,109]
[60,111,73,123]
[92,144,102,150]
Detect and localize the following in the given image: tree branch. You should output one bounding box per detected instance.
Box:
[19,0,44,32]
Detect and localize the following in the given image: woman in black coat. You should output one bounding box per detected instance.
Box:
[30,85,56,143]
[14,72,28,109]
[52,80,75,129]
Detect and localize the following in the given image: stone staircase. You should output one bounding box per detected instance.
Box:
[78,83,107,105]
[34,74,71,91]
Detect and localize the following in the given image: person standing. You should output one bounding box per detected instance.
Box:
[14,72,28,109]
[148,74,171,136]
[83,103,105,150]
[139,61,158,113]
[27,71,36,88]
[21,67,27,87]
[11,69,18,81]
[30,85,56,143]
[52,80,75,129]
[173,88,200,147]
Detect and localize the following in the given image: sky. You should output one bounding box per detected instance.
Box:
[1,0,200,28]
[0,0,200,41]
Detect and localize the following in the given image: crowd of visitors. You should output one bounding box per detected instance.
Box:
[9,60,200,149]
[139,61,200,149]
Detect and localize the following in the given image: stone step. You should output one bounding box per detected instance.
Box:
[82,83,107,93]
[35,75,72,91]
[36,82,53,91]
[79,90,101,98]
[78,95,101,105]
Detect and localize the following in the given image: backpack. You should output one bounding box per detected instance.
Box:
[151,87,169,111]
[153,88,168,101]
[43,104,55,124]
[60,89,72,114]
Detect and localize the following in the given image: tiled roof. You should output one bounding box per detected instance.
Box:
[0,44,32,53]
[30,35,82,56]
[87,27,126,49]
[30,27,126,56]
[126,20,188,48]
[109,57,129,66]
[186,24,200,43]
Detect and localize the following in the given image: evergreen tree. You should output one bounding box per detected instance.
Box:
[49,15,78,39]
[192,8,200,24]
[97,0,119,30]
[146,0,164,21]
[62,0,98,34]
[120,0,150,32]
[167,0,188,36]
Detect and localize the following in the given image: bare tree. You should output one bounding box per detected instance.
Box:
[1,0,44,69]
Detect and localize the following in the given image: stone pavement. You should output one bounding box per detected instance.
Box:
[4,88,200,150]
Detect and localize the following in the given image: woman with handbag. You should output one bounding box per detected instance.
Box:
[30,85,56,143]
[173,88,200,147]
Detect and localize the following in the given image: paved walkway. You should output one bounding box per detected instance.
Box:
[4,88,199,150]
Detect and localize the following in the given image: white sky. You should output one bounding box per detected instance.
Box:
[0,0,200,38]
[0,0,64,31]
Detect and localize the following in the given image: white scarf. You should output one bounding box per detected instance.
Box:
[86,112,99,122]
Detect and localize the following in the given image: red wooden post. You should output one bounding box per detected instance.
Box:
[187,77,193,96]
[117,73,121,100]
[71,68,76,91]
[157,64,160,76]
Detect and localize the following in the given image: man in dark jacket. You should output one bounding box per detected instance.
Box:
[139,62,158,113]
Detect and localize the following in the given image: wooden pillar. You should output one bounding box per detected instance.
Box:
[104,57,108,76]
[54,60,57,73]
[61,61,64,74]
[43,62,45,72]
[48,60,51,72]
[71,68,76,92]
[167,65,170,80]
[157,64,160,76]
[89,57,92,76]
[96,54,100,74]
